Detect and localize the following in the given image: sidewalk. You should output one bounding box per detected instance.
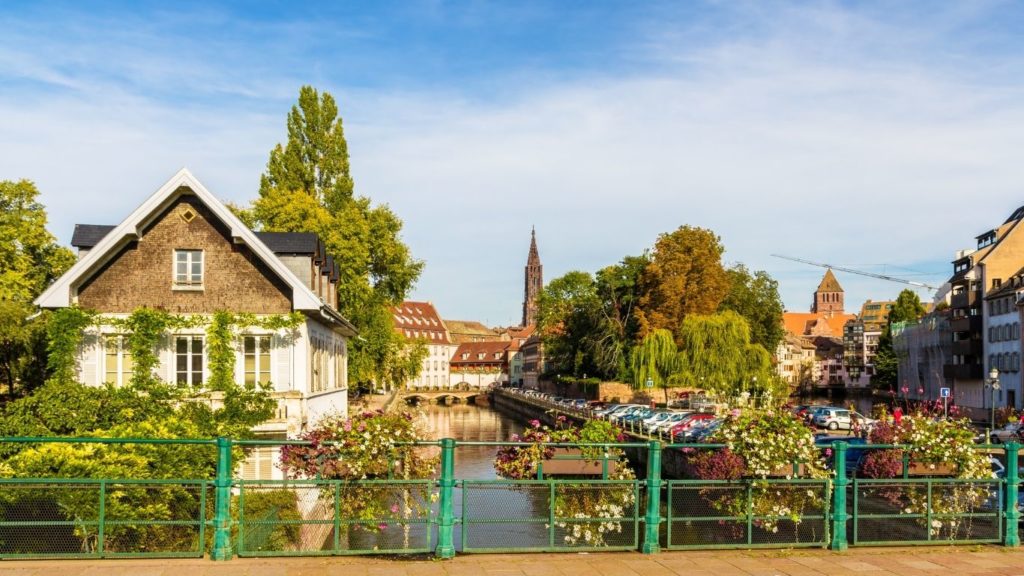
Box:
[4,547,1024,576]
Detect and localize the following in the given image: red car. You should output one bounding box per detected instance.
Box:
[668,413,715,437]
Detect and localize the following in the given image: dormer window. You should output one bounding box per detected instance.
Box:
[173,249,203,289]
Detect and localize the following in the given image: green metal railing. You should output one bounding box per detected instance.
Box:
[1,436,1021,560]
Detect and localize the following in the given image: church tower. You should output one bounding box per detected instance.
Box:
[812,269,844,316]
[522,228,543,327]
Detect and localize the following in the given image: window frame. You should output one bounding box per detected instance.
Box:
[172,249,205,289]
[242,335,272,386]
[104,334,134,386]
[175,335,205,386]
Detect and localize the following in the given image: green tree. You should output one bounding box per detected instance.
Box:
[674,311,784,403]
[718,264,785,352]
[630,328,680,404]
[536,271,602,377]
[0,180,75,401]
[248,86,424,389]
[872,289,927,390]
[635,226,730,339]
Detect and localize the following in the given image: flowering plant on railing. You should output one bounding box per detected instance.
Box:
[494,417,636,547]
[686,410,829,536]
[859,415,991,540]
[279,409,438,532]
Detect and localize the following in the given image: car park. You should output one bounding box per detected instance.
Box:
[990,422,1024,443]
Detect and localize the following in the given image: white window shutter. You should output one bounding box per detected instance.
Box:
[273,334,291,390]
[79,336,98,386]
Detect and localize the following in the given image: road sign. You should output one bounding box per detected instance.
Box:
[940,387,950,398]
[645,378,654,388]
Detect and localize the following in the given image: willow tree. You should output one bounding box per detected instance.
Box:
[675,311,784,404]
[630,329,680,404]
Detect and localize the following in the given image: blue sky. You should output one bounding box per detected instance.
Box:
[4,1,1024,324]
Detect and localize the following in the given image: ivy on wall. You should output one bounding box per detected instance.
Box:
[49,307,304,389]
[46,307,96,384]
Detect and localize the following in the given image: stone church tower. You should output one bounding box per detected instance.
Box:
[812,269,844,316]
[522,228,543,327]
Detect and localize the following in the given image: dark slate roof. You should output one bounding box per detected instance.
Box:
[255,232,320,255]
[70,224,116,248]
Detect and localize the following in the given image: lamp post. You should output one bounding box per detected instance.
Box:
[987,367,1001,439]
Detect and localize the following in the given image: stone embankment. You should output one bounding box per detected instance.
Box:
[490,389,696,477]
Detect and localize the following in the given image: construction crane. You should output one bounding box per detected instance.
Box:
[771,254,941,292]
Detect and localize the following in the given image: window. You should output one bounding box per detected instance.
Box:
[243,335,271,385]
[174,250,204,287]
[175,336,204,386]
[104,335,133,386]
[311,338,324,393]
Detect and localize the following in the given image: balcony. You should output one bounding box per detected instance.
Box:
[950,315,982,333]
[952,339,982,356]
[950,290,979,309]
[943,363,983,380]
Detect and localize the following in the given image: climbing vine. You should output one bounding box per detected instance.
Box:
[45,306,96,384]
[48,306,303,389]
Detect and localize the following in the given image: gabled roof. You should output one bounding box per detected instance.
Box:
[392,301,450,344]
[816,269,843,293]
[450,341,510,365]
[35,168,356,336]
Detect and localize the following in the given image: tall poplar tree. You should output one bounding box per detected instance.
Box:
[247,86,424,388]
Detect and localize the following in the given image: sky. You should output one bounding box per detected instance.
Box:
[3,1,1024,326]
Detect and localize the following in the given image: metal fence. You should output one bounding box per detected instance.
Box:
[0,435,1021,560]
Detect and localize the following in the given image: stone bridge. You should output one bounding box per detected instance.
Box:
[400,389,490,406]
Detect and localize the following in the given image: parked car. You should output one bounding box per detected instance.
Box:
[684,419,723,443]
[669,413,716,439]
[813,408,875,431]
[649,412,692,434]
[990,422,1024,443]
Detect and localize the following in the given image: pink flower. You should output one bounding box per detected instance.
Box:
[390,504,400,514]
[378,523,388,530]
[529,419,541,428]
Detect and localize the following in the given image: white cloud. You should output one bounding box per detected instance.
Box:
[2,2,1023,322]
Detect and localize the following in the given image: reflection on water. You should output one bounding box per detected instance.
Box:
[351,402,534,552]
[417,402,522,478]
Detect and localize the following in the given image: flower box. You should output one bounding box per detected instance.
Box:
[539,448,617,476]
[907,462,957,476]
[766,463,806,478]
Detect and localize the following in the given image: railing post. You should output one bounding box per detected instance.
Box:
[831,441,848,551]
[435,438,456,559]
[211,436,233,561]
[642,440,662,554]
[1006,441,1020,547]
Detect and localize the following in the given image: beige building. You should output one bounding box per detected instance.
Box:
[392,301,459,389]
[40,169,357,480]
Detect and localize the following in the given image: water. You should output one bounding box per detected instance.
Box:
[418,402,523,478]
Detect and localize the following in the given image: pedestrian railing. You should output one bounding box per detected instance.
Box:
[0,435,1021,560]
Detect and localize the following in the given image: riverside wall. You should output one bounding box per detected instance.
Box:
[490,389,693,478]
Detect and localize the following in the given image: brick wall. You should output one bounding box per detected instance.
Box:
[77,193,293,314]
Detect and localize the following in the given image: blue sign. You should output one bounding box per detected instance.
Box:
[940,387,951,398]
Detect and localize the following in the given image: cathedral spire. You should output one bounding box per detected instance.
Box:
[522,227,543,327]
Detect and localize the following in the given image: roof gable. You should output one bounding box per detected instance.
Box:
[35,169,342,326]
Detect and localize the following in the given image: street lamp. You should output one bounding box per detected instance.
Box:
[986,367,1001,438]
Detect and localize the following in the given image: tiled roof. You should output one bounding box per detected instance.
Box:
[816,269,843,293]
[445,319,500,344]
[450,341,510,366]
[392,301,451,344]
[783,312,856,338]
[255,232,320,255]
[70,224,115,248]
